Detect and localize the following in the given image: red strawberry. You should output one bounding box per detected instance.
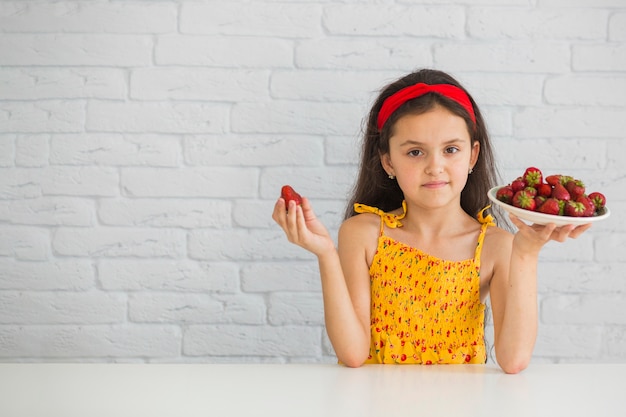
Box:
[537,198,560,215]
[551,183,570,201]
[524,186,537,197]
[588,192,606,211]
[545,175,562,187]
[512,190,536,211]
[523,167,543,187]
[564,201,586,217]
[511,178,526,193]
[536,183,552,198]
[565,179,585,200]
[576,195,595,217]
[496,186,514,204]
[280,185,303,207]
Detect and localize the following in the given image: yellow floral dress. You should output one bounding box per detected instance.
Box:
[354,201,495,365]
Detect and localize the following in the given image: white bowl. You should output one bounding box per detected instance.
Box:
[487,186,610,226]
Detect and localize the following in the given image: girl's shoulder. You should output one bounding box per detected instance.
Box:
[340,211,381,238]
[483,224,515,260]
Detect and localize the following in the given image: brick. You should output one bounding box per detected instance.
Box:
[0,135,14,167]
[87,101,229,134]
[0,226,50,260]
[98,260,239,293]
[155,35,293,68]
[50,134,181,167]
[514,108,626,138]
[493,138,607,171]
[268,292,324,325]
[271,70,398,103]
[595,233,626,264]
[538,262,626,294]
[609,13,626,41]
[0,35,152,66]
[184,135,324,167]
[131,68,269,101]
[573,44,626,71]
[241,262,321,293]
[189,230,310,262]
[296,39,432,70]
[0,291,126,324]
[325,136,361,165]
[324,5,465,38]
[120,167,257,198]
[0,168,41,199]
[129,293,266,325]
[231,101,363,135]
[468,8,607,39]
[541,294,626,325]
[40,167,119,197]
[16,134,48,167]
[435,42,570,72]
[183,325,322,356]
[0,68,126,100]
[545,75,626,106]
[458,73,544,106]
[0,197,94,226]
[181,2,322,37]
[0,1,176,33]
[53,227,185,258]
[0,324,181,358]
[0,100,85,133]
[534,324,602,358]
[604,326,626,360]
[260,166,361,200]
[99,198,231,229]
[0,259,94,291]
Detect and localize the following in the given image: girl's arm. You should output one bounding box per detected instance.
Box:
[489,215,590,374]
[272,197,372,367]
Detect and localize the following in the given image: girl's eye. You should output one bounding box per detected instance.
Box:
[445,146,460,154]
[408,150,423,157]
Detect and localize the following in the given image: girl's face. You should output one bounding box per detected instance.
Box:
[380,105,479,209]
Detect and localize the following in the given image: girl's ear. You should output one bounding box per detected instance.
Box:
[380,152,394,177]
[470,140,480,169]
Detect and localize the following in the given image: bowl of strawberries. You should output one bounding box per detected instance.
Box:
[488,167,610,226]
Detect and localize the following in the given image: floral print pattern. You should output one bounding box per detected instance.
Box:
[354,203,494,365]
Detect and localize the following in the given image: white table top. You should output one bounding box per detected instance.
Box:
[0,362,623,417]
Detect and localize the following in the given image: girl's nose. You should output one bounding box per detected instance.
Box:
[424,155,443,175]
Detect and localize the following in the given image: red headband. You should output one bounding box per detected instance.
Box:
[377,83,476,130]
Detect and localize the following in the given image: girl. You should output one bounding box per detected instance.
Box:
[272,69,590,374]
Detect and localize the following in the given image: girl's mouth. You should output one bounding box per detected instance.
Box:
[423,181,448,189]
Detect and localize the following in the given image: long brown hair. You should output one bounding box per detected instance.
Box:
[344,69,500,221]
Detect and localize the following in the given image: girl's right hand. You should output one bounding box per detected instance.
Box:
[272,197,336,257]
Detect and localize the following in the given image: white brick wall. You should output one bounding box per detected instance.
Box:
[0,0,624,364]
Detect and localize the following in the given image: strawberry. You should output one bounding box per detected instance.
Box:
[588,192,606,211]
[524,186,537,197]
[564,201,586,217]
[511,178,526,193]
[512,190,536,211]
[551,183,570,201]
[496,186,514,204]
[536,183,552,198]
[545,175,562,187]
[523,167,543,187]
[280,185,303,207]
[537,198,560,215]
[565,179,585,200]
[576,195,595,217]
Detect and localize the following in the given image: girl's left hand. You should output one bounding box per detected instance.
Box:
[509,213,592,253]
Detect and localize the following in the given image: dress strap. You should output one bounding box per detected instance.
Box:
[354,202,406,235]
[474,205,495,266]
